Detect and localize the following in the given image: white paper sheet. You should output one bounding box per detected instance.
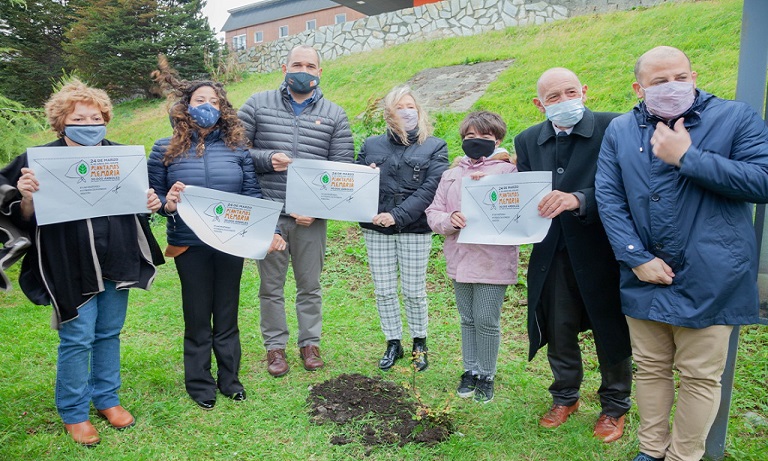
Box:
[458,171,552,245]
[177,185,282,260]
[27,145,150,225]
[285,158,379,222]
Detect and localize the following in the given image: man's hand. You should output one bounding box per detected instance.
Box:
[632,257,675,285]
[651,118,691,167]
[268,234,286,253]
[290,213,315,227]
[538,190,579,219]
[272,153,292,172]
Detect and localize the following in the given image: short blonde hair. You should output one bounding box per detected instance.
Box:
[382,85,432,145]
[45,78,113,138]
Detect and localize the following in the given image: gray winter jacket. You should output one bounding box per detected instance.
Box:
[238,83,354,211]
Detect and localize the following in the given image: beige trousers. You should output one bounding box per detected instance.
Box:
[626,316,733,461]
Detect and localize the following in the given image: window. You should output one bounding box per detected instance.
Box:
[232,34,246,51]
[279,25,289,38]
[335,13,346,24]
[254,31,263,43]
[306,19,316,31]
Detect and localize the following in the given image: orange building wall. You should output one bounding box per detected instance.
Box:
[414,0,441,6]
[226,6,366,49]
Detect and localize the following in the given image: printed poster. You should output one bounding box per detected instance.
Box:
[27,145,150,225]
[177,185,282,260]
[458,171,552,245]
[285,158,379,222]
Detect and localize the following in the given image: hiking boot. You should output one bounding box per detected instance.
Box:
[474,375,494,403]
[457,371,477,398]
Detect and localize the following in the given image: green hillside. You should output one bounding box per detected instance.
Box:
[27,0,743,157]
[3,0,766,460]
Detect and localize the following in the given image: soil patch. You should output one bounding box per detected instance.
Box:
[308,373,453,448]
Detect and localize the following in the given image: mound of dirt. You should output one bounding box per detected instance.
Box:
[308,373,453,447]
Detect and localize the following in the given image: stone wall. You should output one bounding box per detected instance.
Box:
[237,0,674,73]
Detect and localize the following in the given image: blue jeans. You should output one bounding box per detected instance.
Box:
[55,280,128,424]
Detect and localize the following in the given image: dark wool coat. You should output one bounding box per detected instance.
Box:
[514,109,631,366]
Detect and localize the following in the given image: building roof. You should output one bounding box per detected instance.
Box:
[222,0,340,32]
[331,0,413,16]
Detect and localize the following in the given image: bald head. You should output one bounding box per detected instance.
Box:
[634,46,691,83]
[286,45,321,67]
[537,68,581,100]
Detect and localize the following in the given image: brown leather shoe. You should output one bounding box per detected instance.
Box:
[539,401,580,428]
[267,349,290,377]
[299,345,324,371]
[593,414,625,443]
[97,405,135,430]
[64,421,100,447]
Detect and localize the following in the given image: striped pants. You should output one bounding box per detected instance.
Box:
[454,281,507,377]
[362,229,431,340]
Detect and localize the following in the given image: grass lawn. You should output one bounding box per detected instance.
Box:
[1,0,766,459]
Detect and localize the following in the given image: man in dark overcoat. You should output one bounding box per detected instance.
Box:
[513,67,632,443]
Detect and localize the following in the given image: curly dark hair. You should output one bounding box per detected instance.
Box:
[152,55,248,166]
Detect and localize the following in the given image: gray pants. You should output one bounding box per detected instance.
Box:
[454,281,507,377]
[257,215,326,350]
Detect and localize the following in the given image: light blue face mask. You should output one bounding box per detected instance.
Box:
[544,98,585,128]
[188,102,221,128]
[64,124,107,146]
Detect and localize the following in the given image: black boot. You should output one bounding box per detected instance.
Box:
[412,337,428,372]
[379,340,403,370]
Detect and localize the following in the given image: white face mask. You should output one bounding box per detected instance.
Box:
[397,108,418,131]
[641,81,695,120]
[544,98,585,128]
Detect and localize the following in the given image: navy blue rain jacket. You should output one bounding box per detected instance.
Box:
[148,130,262,247]
[596,90,768,328]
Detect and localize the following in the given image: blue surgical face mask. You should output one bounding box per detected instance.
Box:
[188,102,220,128]
[64,124,107,146]
[544,97,585,128]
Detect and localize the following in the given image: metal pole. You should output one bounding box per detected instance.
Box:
[704,1,768,459]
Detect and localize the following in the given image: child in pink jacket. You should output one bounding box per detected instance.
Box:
[425,111,519,403]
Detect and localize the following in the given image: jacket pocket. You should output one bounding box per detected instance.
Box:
[401,154,429,191]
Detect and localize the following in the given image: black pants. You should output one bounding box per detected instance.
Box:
[543,249,632,417]
[176,245,244,401]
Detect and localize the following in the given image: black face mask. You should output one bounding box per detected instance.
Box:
[284,71,319,95]
[462,138,496,159]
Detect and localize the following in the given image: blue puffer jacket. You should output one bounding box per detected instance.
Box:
[148,130,262,246]
[596,90,768,328]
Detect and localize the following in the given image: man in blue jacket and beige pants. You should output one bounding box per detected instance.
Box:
[596,46,768,461]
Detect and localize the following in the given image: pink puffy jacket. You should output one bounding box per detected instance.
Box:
[426,154,519,284]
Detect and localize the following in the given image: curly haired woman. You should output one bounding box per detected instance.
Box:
[148,60,284,410]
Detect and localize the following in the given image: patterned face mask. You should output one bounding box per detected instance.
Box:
[188,103,220,128]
